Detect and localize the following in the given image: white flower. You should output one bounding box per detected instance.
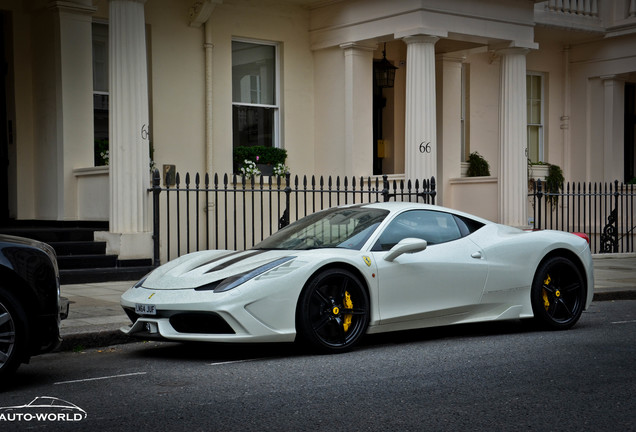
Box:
[273,163,289,177]
[240,159,261,178]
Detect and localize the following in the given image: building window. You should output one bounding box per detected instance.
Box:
[527,72,544,163]
[92,22,109,166]
[232,40,279,155]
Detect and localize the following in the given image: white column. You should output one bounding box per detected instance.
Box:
[340,43,375,177]
[601,75,625,182]
[437,53,464,206]
[49,1,97,220]
[498,48,529,227]
[98,0,152,259]
[402,35,439,182]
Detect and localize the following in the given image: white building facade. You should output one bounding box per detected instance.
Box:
[1,0,635,260]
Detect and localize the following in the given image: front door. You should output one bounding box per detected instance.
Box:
[371,210,489,324]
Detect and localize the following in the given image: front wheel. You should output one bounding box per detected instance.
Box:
[531,256,586,330]
[0,289,29,378]
[296,268,369,353]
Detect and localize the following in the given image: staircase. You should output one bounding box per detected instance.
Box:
[0,221,155,285]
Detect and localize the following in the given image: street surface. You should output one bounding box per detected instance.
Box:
[1,300,634,431]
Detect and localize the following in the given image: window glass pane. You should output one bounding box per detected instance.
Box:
[233,105,275,148]
[528,125,540,162]
[372,210,461,250]
[94,94,109,141]
[529,100,541,124]
[93,22,109,166]
[92,23,108,92]
[232,41,275,105]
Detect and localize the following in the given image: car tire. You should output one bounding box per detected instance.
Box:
[0,289,29,378]
[531,256,586,330]
[296,268,369,353]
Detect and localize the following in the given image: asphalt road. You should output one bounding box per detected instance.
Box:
[1,300,634,432]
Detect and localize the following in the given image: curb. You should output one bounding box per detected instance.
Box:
[58,329,134,352]
[593,290,636,302]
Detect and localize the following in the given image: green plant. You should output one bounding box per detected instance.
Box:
[544,163,564,207]
[628,177,636,185]
[233,146,287,167]
[466,151,490,177]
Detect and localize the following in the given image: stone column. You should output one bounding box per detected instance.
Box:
[97,0,152,259]
[340,43,375,177]
[401,35,439,182]
[498,48,529,227]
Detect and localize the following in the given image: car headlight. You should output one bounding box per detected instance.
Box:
[196,256,296,293]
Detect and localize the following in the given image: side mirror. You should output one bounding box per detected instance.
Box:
[384,238,428,262]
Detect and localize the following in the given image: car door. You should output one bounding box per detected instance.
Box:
[371,210,489,324]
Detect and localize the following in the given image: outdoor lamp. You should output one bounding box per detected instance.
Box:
[374,43,398,88]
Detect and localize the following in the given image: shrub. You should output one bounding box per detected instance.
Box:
[466,152,490,177]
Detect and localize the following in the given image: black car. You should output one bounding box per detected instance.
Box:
[0,234,69,377]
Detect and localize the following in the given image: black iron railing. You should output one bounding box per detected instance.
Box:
[529,179,636,254]
[150,170,436,264]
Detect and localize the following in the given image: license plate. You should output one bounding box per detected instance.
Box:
[135,303,156,316]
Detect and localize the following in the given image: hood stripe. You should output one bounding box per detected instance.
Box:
[191,250,244,271]
[204,250,269,274]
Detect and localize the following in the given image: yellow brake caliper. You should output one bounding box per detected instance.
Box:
[542,274,551,310]
[343,291,353,332]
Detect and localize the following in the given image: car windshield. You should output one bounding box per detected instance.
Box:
[254,207,389,250]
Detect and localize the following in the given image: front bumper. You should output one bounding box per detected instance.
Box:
[120,284,300,344]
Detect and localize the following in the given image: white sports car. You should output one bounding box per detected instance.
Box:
[121,202,594,352]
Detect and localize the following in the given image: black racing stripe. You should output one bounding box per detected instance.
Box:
[191,250,245,271]
[204,250,269,274]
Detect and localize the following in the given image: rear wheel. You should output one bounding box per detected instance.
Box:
[297,268,369,353]
[531,257,586,330]
[0,289,29,377]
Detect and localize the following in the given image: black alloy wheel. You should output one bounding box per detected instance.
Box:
[531,256,586,330]
[0,289,28,377]
[297,268,369,353]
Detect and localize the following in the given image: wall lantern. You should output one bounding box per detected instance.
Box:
[374,43,398,88]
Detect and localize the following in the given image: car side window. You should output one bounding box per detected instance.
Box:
[372,210,463,251]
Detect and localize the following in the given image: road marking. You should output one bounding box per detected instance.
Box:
[611,319,636,324]
[54,372,147,385]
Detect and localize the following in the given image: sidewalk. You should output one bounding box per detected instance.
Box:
[58,254,636,351]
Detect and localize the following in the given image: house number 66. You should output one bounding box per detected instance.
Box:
[419,141,431,154]
[141,124,150,140]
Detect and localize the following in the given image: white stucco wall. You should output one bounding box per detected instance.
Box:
[145,2,207,179]
[204,0,315,175]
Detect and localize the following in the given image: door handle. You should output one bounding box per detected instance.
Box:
[471,251,482,259]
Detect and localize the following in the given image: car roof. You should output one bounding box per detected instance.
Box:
[356,201,494,225]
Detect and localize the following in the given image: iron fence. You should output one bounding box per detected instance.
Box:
[529,179,636,254]
[150,170,436,264]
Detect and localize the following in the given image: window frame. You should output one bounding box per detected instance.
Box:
[231,38,281,149]
[527,71,545,163]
